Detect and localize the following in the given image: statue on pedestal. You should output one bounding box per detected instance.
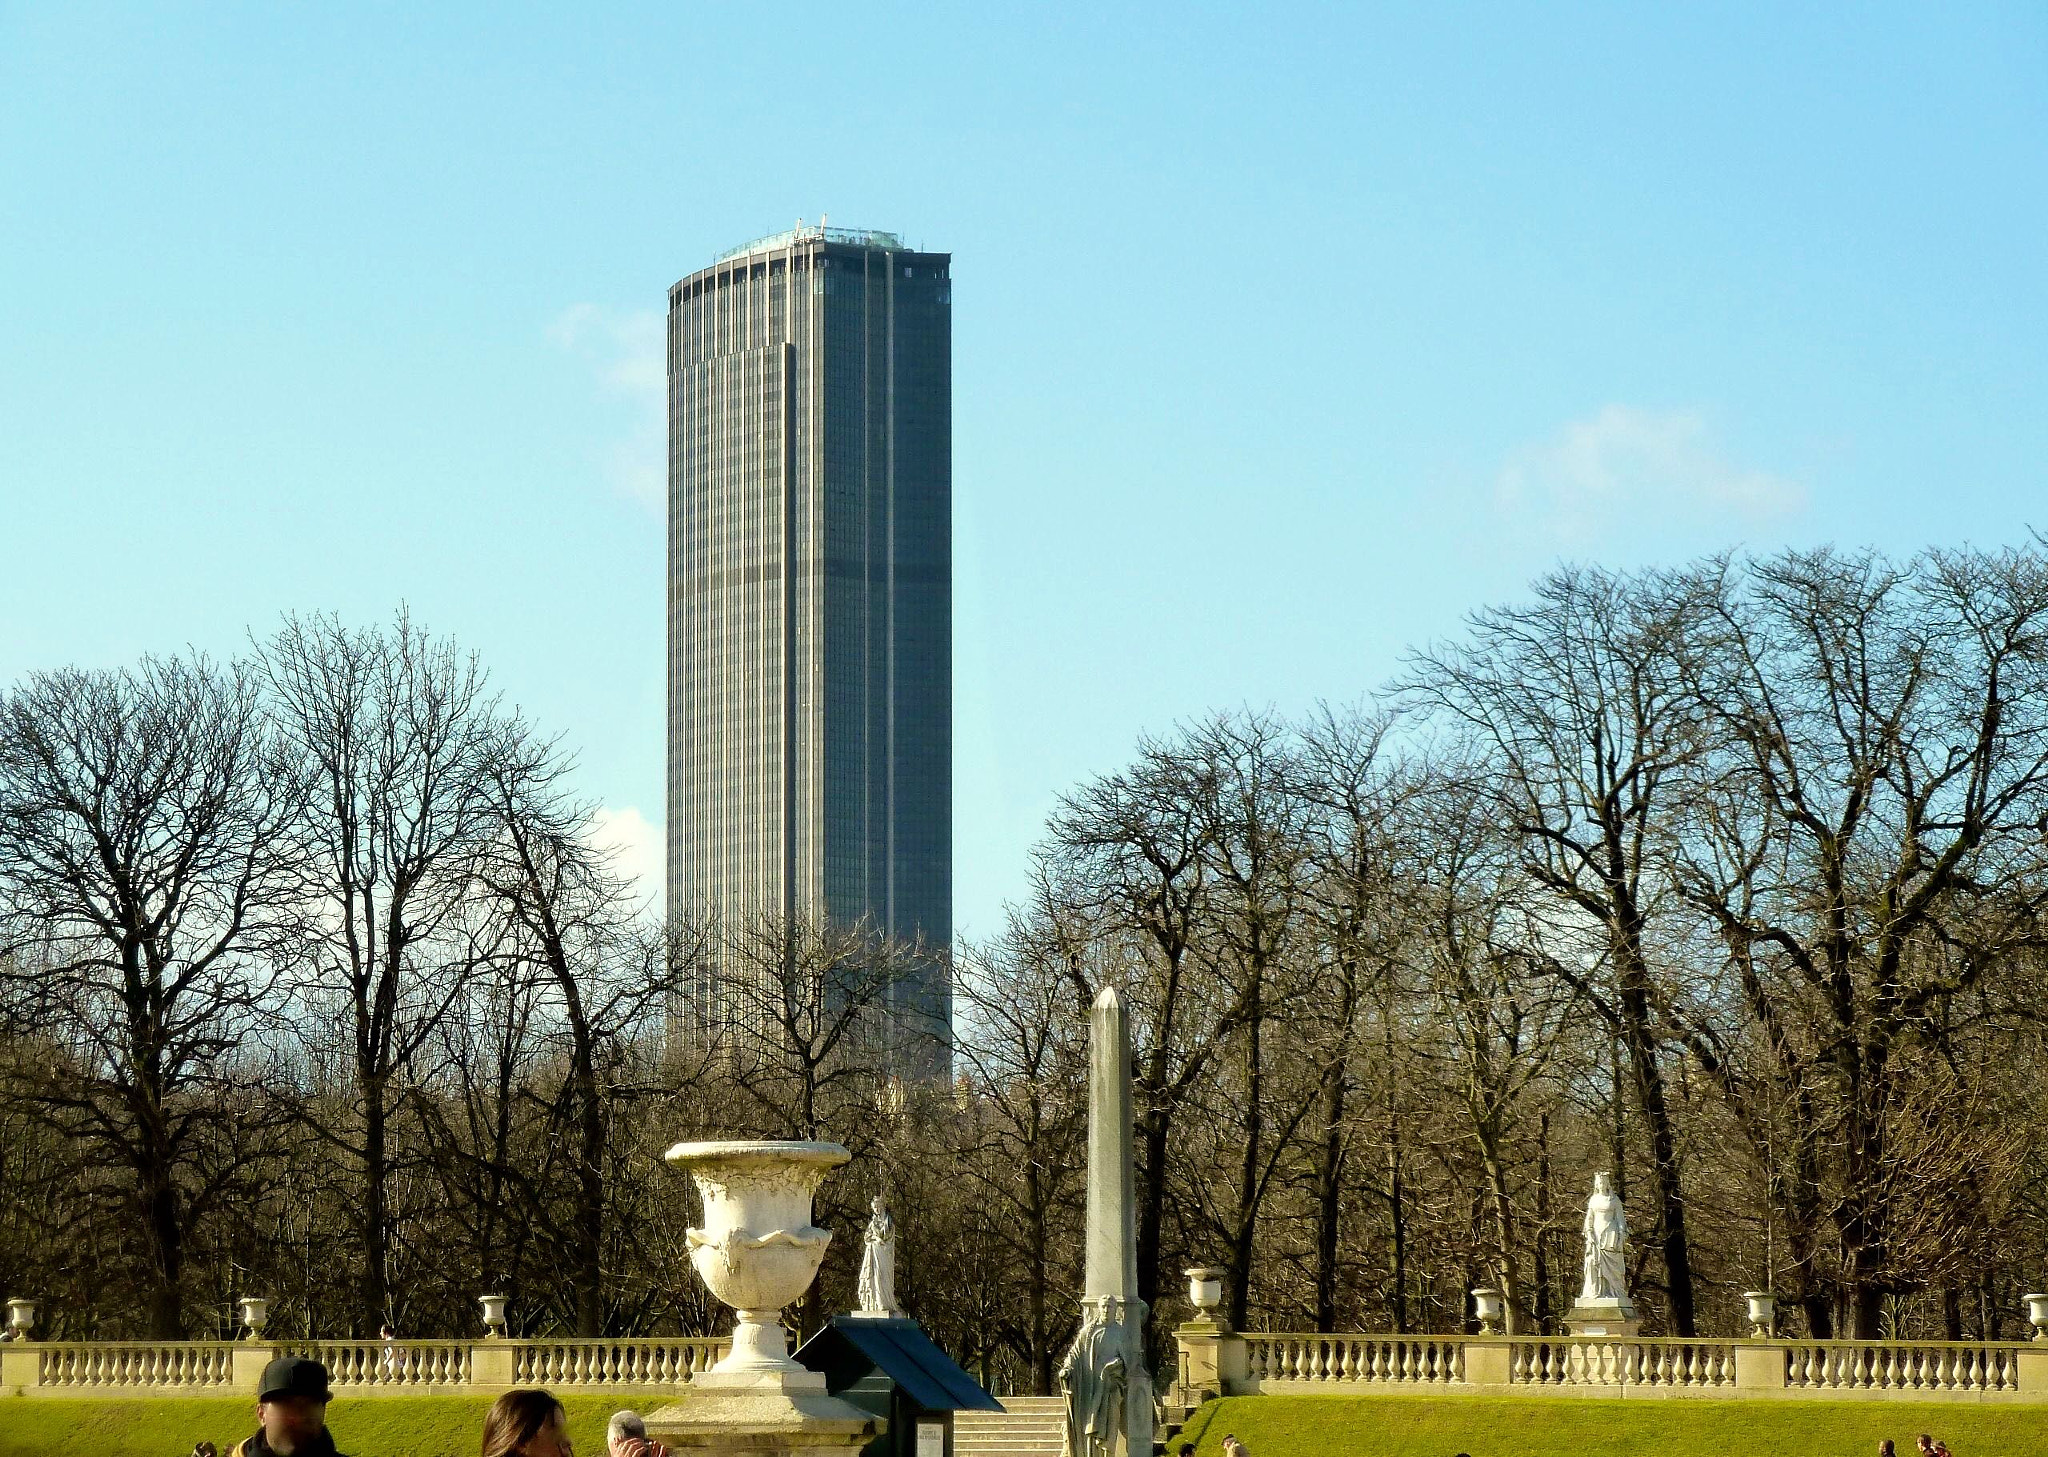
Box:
[1058,1296,1130,1457]
[1564,1171,1639,1337]
[855,1195,900,1318]
[1580,1172,1628,1303]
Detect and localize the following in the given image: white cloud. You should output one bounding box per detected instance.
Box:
[1497,405,1805,539]
[588,804,663,913]
[551,304,665,510]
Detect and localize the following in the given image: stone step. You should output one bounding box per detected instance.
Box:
[954,1404,1065,1457]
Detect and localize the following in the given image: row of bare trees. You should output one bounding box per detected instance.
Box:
[6,545,2048,1387]
[995,543,2048,1355]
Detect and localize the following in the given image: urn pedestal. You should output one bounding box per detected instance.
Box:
[644,1140,876,1457]
[1563,1297,1641,1338]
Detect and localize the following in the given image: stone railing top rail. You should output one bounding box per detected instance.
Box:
[504,1337,726,1345]
[1766,1337,2040,1349]
[1240,1332,2043,1350]
[283,1338,476,1347]
[14,1336,724,1349]
[22,1340,243,1348]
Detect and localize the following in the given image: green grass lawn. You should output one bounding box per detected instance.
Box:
[0,1393,679,1457]
[1175,1394,2048,1457]
[9,1392,2048,1457]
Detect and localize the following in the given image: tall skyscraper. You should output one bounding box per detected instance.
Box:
[666,225,951,1060]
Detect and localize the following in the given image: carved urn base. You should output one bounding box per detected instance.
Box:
[652,1139,876,1456]
[641,1386,875,1457]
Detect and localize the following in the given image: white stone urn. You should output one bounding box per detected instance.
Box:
[2025,1292,2048,1340]
[238,1297,268,1340]
[665,1139,851,1381]
[5,1298,34,1340]
[1744,1290,1776,1339]
[1471,1286,1504,1335]
[479,1293,508,1338]
[1185,1267,1224,1316]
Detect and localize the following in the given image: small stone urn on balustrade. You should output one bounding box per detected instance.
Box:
[1744,1291,1776,1339]
[479,1294,509,1339]
[1185,1267,1227,1330]
[643,1139,875,1455]
[1471,1287,1504,1336]
[4,1299,34,1342]
[2025,1293,2048,1341]
[238,1297,269,1340]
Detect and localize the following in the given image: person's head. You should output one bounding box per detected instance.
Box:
[1881,1442,1897,1457]
[1918,1437,1935,1452]
[483,1389,571,1457]
[1177,1445,1194,1457]
[606,1410,647,1457]
[255,1356,332,1456]
[873,1195,887,1213]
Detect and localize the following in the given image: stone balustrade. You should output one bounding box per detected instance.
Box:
[284,1340,476,1389]
[1244,1334,1466,1386]
[1780,1340,2024,1395]
[29,1342,241,1392]
[1505,1337,1738,1389]
[0,1336,730,1398]
[513,1338,725,1388]
[1169,1323,2048,1414]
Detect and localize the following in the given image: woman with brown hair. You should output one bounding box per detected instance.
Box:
[481,1390,573,1457]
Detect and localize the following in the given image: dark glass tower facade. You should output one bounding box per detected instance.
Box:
[666,226,951,1061]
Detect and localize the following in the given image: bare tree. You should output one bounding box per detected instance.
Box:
[1040,727,1233,1341]
[1404,565,1715,1334]
[0,656,300,1336]
[1669,547,2048,1335]
[259,611,505,1332]
[469,720,682,1334]
[714,910,921,1144]
[1292,702,1402,1331]
[953,924,1090,1390]
[1397,768,1586,1333]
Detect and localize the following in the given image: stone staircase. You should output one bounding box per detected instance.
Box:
[953,1394,1065,1457]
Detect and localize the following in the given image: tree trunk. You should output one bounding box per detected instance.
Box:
[1533,1111,1553,1333]
[1136,1100,1171,1355]
[361,1072,389,1333]
[143,1168,185,1338]
[1227,995,1264,1332]
[1311,1057,1349,1331]
[1615,938,1697,1335]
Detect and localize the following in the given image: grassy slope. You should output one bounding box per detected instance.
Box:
[1176,1394,2048,1457]
[0,1393,677,1457]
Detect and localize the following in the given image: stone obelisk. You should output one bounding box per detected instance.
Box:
[1075,985,1152,1457]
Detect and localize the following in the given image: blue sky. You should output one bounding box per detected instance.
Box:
[3,4,2044,939]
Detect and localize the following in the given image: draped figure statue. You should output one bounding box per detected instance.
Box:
[1058,1296,1129,1457]
[855,1195,900,1317]
[1580,1172,1629,1303]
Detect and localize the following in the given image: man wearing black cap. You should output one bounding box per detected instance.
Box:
[192,1355,351,1457]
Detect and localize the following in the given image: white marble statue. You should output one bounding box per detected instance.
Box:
[1058,1296,1130,1457]
[1579,1172,1629,1304]
[855,1195,900,1317]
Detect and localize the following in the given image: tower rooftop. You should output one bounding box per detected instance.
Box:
[712,225,909,263]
